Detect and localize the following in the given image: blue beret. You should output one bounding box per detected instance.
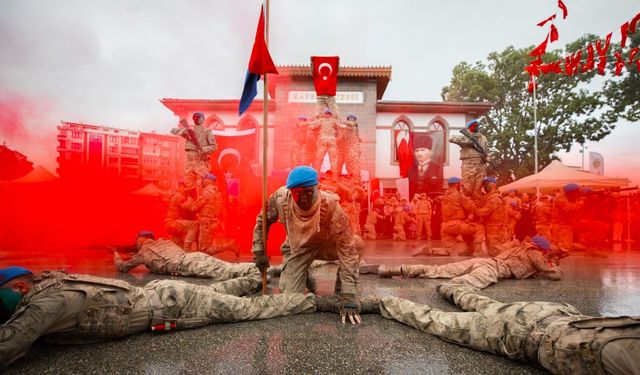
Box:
[297,115,307,120]
[563,183,580,193]
[192,112,204,120]
[448,177,461,184]
[510,201,517,207]
[203,173,216,181]
[323,108,333,114]
[347,114,357,120]
[286,166,319,189]
[582,187,593,193]
[531,235,551,251]
[482,176,497,184]
[177,177,185,185]
[137,231,155,240]
[466,119,479,129]
[0,267,33,287]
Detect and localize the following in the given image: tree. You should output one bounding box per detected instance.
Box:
[441,35,621,183]
[603,32,640,123]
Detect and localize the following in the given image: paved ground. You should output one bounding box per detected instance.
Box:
[3,240,640,374]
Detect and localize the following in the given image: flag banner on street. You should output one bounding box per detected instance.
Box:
[589,151,604,175]
[239,6,278,115]
[311,56,339,96]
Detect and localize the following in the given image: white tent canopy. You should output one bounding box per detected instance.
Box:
[11,165,57,183]
[499,160,629,194]
[131,182,164,197]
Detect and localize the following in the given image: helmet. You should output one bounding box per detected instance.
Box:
[447,177,461,184]
[192,112,205,122]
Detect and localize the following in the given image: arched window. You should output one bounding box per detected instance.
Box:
[426,117,448,166]
[238,116,258,131]
[391,116,413,164]
[204,115,225,130]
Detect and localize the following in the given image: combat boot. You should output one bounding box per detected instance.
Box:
[377,265,403,278]
[359,263,380,274]
[306,274,318,294]
[436,283,479,303]
[359,296,381,314]
[411,246,433,257]
[315,294,341,313]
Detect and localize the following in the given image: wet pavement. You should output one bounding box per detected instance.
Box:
[3,240,640,374]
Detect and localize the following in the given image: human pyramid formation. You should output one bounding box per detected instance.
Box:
[1,102,638,373]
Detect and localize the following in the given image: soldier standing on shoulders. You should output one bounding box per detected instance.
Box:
[171,112,218,194]
[449,119,489,199]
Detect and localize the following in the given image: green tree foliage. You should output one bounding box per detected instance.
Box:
[441,34,632,183]
[603,32,640,123]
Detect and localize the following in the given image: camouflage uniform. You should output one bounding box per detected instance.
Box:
[171,124,218,191]
[432,188,483,255]
[550,194,584,250]
[335,119,361,178]
[363,210,382,240]
[392,208,412,241]
[291,119,308,166]
[316,95,341,120]
[304,123,320,166]
[115,238,257,281]
[336,178,364,236]
[399,242,563,289]
[310,116,338,175]
[164,189,198,249]
[252,187,362,295]
[414,195,433,240]
[449,132,488,198]
[190,183,223,252]
[505,201,521,241]
[0,270,316,365]
[474,189,508,256]
[535,199,552,238]
[381,285,640,375]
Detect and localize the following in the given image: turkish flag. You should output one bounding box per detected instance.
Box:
[311,56,339,96]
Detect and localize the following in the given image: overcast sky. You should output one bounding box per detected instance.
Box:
[0,0,638,182]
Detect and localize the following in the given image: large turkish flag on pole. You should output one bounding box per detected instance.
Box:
[311,56,339,96]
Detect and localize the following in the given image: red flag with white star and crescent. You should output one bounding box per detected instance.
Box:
[311,56,339,96]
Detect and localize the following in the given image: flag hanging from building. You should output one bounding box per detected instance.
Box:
[589,151,604,175]
[239,6,278,116]
[311,56,339,96]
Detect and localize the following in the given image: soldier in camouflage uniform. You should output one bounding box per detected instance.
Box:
[189,173,227,254]
[252,166,364,324]
[379,236,563,290]
[170,112,218,192]
[535,195,552,238]
[164,179,198,250]
[363,208,382,240]
[474,177,509,256]
[114,232,255,282]
[412,177,482,257]
[550,183,585,251]
[310,109,339,175]
[381,283,640,375]
[449,119,489,199]
[0,266,377,366]
[291,116,308,166]
[413,193,433,241]
[335,115,361,178]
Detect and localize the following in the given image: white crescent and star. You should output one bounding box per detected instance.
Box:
[217,148,242,172]
[318,63,332,80]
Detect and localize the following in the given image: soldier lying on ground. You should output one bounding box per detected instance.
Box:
[380,283,639,375]
[362,235,564,290]
[114,231,256,282]
[0,266,380,366]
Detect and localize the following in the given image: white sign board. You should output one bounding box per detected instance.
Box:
[288,91,364,104]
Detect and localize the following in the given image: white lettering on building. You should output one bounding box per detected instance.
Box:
[288,91,364,104]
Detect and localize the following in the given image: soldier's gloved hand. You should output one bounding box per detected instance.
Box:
[339,293,362,325]
[253,252,270,273]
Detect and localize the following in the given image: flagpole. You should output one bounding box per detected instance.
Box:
[260,0,270,294]
[532,74,540,202]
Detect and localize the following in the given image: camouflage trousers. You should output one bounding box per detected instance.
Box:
[279,236,363,295]
[416,214,432,240]
[314,138,338,175]
[198,217,219,251]
[461,158,486,198]
[164,218,198,249]
[290,141,308,167]
[184,152,210,191]
[144,279,316,330]
[574,220,610,247]
[172,253,260,282]
[550,223,574,250]
[393,223,406,241]
[363,223,377,240]
[401,258,512,289]
[440,219,483,254]
[380,287,581,363]
[485,224,508,257]
[336,142,361,177]
[343,202,362,236]
[316,95,341,119]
